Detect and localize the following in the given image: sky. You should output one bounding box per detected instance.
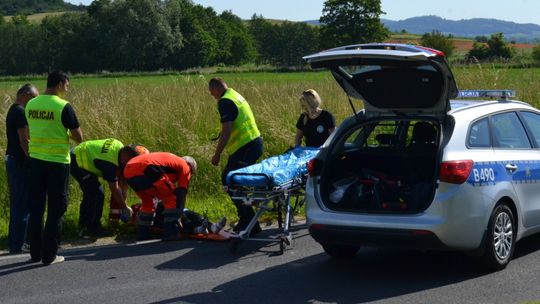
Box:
[65,0,540,25]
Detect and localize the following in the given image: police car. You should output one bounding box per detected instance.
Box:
[303,43,540,270]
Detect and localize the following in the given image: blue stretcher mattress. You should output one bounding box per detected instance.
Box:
[226,147,320,188]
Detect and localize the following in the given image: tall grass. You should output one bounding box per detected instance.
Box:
[0,67,539,248]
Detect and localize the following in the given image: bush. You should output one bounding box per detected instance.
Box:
[420,30,456,58]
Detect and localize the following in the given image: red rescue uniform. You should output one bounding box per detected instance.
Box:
[123,152,192,234]
[124,152,191,211]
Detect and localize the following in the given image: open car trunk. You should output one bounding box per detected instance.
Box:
[320,118,441,213]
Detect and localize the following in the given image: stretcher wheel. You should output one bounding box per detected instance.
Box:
[229,238,240,253]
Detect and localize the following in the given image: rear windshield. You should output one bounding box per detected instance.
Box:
[343,119,439,152]
[335,61,444,109]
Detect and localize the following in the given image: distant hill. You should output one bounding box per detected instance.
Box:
[0,0,84,16]
[305,15,540,43]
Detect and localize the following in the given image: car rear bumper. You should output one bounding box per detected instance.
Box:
[309,224,448,250]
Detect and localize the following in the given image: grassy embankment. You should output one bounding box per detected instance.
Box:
[0,66,539,248]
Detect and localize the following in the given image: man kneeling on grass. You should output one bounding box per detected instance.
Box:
[120,147,225,241]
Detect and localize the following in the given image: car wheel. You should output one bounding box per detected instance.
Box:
[483,204,515,270]
[322,244,359,259]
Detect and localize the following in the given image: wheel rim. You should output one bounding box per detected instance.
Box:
[493,211,513,260]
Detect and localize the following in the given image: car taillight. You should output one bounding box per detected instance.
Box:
[307,158,321,176]
[439,160,473,184]
[417,46,446,57]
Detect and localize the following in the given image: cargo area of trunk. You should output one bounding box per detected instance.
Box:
[319,119,441,213]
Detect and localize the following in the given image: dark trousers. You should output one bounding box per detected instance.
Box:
[221,137,263,230]
[6,155,28,253]
[70,155,105,232]
[26,157,70,264]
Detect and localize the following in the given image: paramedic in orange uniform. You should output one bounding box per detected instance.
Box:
[121,151,197,241]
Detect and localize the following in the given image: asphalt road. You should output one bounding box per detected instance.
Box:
[1,223,540,304]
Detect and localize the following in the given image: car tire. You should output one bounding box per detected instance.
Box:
[322,244,359,259]
[482,203,515,270]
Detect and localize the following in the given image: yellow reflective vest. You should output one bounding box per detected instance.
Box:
[221,88,260,154]
[25,95,71,164]
[73,139,123,177]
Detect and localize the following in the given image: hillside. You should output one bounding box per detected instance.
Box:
[306,15,540,43]
[0,0,84,15]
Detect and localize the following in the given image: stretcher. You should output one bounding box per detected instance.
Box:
[225,147,319,254]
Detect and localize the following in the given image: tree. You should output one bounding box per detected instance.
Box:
[88,0,182,71]
[0,15,43,75]
[531,45,540,64]
[420,30,456,58]
[319,0,389,49]
[467,42,489,61]
[248,15,277,65]
[218,10,257,66]
[475,35,488,43]
[487,33,514,59]
[466,32,514,61]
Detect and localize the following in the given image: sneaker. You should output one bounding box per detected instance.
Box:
[43,255,64,265]
[193,220,209,234]
[28,257,41,263]
[87,227,108,238]
[22,243,31,253]
[211,217,227,234]
[78,227,90,239]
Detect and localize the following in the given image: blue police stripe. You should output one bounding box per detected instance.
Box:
[467,160,540,187]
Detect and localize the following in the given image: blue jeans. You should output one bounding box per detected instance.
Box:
[6,155,29,253]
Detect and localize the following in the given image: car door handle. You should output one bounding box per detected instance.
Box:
[505,164,518,173]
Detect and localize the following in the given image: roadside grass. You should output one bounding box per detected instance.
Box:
[1,66,539,249]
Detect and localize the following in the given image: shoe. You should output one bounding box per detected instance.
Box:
[211,217,227,234]
[22,243,31,253]
[43,255,64,265]
[250,224,262,236]
[87,227,108,238]
[28,257,41,263]
[78,227,90,239]
[193,220,209,234]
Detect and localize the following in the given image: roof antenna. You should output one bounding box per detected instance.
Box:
[347,95,361,123]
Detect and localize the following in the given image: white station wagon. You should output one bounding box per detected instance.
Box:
[303,43,540,270]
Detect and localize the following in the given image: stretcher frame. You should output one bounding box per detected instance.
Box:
[227,173,307,255]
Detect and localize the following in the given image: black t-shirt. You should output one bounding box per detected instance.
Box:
[94,159,118,182]
[61,103,80,129]
[296,110,336,147]
[218,98,238,123]
[5,103,27,160]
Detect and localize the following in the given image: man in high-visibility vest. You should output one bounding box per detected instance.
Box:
[70,138,133,238]
[25,70,83,265]
[208,77,263,234]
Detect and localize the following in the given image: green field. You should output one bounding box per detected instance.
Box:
[1,67,539,249]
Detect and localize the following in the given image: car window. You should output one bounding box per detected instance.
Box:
[344,121,400,149]
[520,111,540,147]
[468,118,491,148]
[491,112,531,149]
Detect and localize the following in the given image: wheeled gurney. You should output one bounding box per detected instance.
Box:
[225,147,319,254]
